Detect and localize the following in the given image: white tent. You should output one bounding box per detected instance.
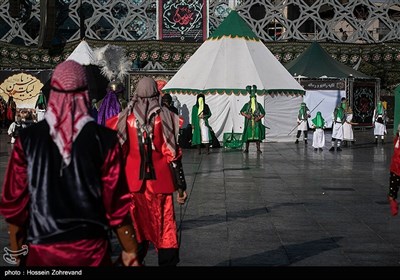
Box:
[163,11,304,142]
[47,40,109,102]
[66,40,97,65]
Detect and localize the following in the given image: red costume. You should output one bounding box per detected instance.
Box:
[390,136,400,176]
[107,76,186,266]
[0,60,134,266]
[389,135,400,216]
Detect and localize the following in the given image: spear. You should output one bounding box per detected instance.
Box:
[287,98,325,135]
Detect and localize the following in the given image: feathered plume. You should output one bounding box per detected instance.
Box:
[94,44,131,81]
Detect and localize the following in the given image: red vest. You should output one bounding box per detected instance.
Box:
[107,114,182,194]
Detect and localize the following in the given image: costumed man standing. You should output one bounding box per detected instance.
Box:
[329,102,346,152]
[162,93,179,115]
[97,80,123,126]
[90,98,98,120]
[343,104,355,146]
[241,85,265,153]
[6,95,16,127]
[95,44,130,126]
[311,111,326,151]
[295,102,311,144]
[191,94,212,155]
[373,99,387,144]
[0,61,140,266]
[0,95,6,130]
[172,95,181,114]
[34,90,47,122]
[388,124,400,216]
[7,115,27,144]
[107,77,188,266]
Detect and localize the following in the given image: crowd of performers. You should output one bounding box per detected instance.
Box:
[0,64,396,267]
[293,97,386,152]
[0,62,187,266]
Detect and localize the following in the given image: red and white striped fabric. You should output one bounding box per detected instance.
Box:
[45,60,94,166]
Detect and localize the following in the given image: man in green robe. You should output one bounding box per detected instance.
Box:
[191,94,212,154]
[240,85,265,153]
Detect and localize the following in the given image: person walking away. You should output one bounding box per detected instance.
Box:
[0,60,140,266]
[107,76,188,266]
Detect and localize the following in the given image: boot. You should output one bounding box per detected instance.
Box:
[243,142,249,153]
[336,141,342,151]
[256,141,262,153]
[205,143,210,154]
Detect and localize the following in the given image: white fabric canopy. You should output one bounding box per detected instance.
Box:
[66,40,96,66]
[163,11,304,142]
[165,37,305,142]
[165,38,304,94]
[175,94,302,142]
[304,90,346,128]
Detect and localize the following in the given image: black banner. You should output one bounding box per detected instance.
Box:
[159,0,207,42]
[352,82,376,125]
[301,79,345,90]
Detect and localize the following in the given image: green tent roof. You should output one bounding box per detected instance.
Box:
[285,41,371,79]
[208,10,259,41]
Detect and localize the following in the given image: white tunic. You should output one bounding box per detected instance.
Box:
[374,122,386,136]
[332,114,344,140]
[199,118,210,143]
[297,119,308,131]
[8,122,27,144]
[36,109,46,122]
[343,113,354,141]
[312,128,325,148]
[373,110,386,136]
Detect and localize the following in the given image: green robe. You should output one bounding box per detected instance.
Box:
[240,102,266,142]
[191,104,212,146]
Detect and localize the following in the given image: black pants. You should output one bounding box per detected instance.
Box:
[138,241,180,266]
[296,130,307,139]
[389,172,400,199]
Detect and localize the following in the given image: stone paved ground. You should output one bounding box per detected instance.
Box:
[1,128,400,268]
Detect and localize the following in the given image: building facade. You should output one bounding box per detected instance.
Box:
[0,1,399,91]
